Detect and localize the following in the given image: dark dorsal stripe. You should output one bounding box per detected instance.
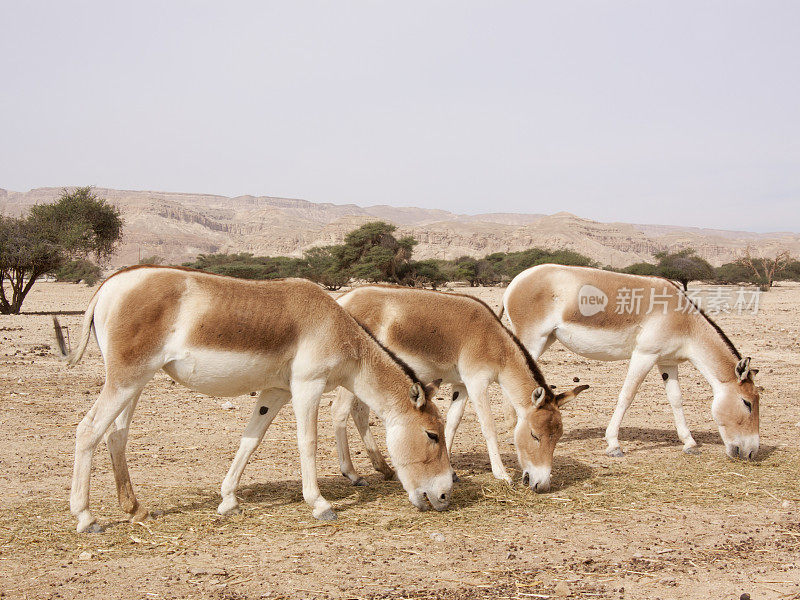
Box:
[657,277,742,360]
[352,317,424,388]
[436,291,552,392]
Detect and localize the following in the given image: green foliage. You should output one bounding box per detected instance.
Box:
[402,259,449,289]
[300,246,349,290]
[653,249,714,290]
[714,261,757,285]
[53,259,103,286]
[484,248,597,282]
[183,253,303,280]
[623,262,659,276]
[139,255,164,265]
[29,187,123,261]
[0,187,123,314]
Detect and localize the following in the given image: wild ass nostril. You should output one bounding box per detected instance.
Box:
[522,472,530,486]
[439,493,447,501]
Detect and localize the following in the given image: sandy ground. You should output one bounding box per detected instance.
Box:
[0,280,799,600]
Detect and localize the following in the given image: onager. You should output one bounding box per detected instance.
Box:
[54,267,452,533]
[502,264,760,460]
[330,285,588,492]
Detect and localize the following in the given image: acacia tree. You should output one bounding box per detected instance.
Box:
[654,248,714,291]
[737,248,791,289]
[0,187,123,314]
[337,221,417,283]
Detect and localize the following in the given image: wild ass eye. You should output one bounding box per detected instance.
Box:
[426,431,440,443]
[531,432,540,442]
[742,398,752,413]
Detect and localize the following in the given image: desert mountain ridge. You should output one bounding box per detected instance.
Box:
[2,187,798,268]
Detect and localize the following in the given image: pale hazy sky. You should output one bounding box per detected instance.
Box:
[1,1,798,232]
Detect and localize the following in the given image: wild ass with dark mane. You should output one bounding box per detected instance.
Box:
[501,264,760,460]
[54,267,452,533]
[326,285,588,492]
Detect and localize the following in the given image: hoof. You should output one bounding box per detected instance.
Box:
[353,477,369,487]
[315,508,338,521]
[85,522,104,534]
[451,472,460,483]
[130,507,150,523]
[217,500,242,516]
[606,448,624,458]
[684,446,701,455]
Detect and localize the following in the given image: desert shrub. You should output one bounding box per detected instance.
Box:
[52,259,103,286]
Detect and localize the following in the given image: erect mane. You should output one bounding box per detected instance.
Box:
[651,276,742,360]
[455,293,552,393]
[351,317,424,388]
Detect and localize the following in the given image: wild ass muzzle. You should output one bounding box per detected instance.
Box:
[502,264,760,460]
[54,266,452,533]
[326,285,588,492]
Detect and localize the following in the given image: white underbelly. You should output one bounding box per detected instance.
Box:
[554,325,638,361]
[162,348,286,397]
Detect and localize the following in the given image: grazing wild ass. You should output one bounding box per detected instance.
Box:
[327,285,588,492]
[54,266,452,533]
[501,264,760,460]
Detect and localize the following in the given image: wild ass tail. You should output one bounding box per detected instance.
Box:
[53,290,101,367]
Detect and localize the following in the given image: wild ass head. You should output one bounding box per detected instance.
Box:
[514,384,589,492]
[384,379,453,511]
[712,357,760,460]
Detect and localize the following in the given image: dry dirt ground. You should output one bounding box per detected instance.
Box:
[1,281,799,600]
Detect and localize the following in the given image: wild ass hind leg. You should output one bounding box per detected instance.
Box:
[444,384,468,482]
[604,352,658,457]
[658,363,699,455]
[291,378,336,521]
[331,388,367,486]
[351,397,394,481]
[71,379,149,533]
[104,395,149,523]
[465,378,513,484]
[218,388,290,515]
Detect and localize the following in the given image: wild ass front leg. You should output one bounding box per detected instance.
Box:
[605,352,658,457]
[444,384,468,482]
[658,363,699,454]
[291,378,336,520]
[71,381,146,533]
[218,388,290,515]
[465,379,513,484]
[351,397,395,480]
[104,395,149,523]
[331,388,365,485]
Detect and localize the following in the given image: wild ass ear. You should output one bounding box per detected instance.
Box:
[409,382,426,409]
[532,387,547,409]
[555,384,590,407]
[735,357,752,382]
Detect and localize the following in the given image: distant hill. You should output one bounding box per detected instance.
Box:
[2,187,798,268]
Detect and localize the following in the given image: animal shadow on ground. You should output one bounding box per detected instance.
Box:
[450,450,593,492]
[562,426,777,460]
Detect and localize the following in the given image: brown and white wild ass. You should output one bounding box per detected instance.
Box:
[326,285,588,492]
[501,264,760,460]
[54,266,452,533]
